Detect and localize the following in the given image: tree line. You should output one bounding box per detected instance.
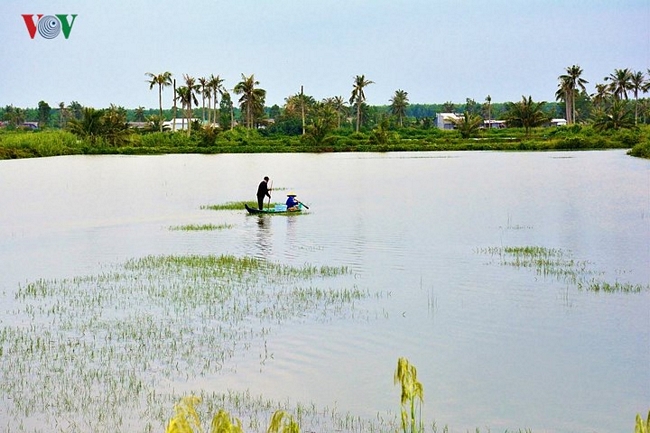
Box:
[2,65,649,145]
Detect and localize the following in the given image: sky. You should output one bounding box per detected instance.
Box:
[1,0,649,109]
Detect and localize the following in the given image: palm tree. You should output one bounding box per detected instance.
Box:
[58,101,67,128]
[285,89,315,135]
[630,70,646,125]
[591,83,611,110]
[305,102,338,145]
[484,95,492,125]
[181,74,200,134]
[207,74,224,125]
[67,107,104,144]
[234,74,266,129]
[605,68,633,100]
[593,99,634,131]
[504,95,549,136]
[324,96,348,129]
[557,65,588,124]
[134,106,146,122]
[198,77,209,123]
[349,75,374,132]
[451,111,483,138]
[145,71,173,132]
[390,89,409,127]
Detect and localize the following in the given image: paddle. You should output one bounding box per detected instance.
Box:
[297,200,309,209]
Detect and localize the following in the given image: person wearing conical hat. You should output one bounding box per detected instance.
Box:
[285,192,300,211]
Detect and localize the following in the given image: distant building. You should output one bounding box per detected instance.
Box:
[162,118,201,131]
[549,118,567,127]
[483,119,506,129]
[435,113,463,130]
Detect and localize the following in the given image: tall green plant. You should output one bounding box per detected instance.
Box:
[267,410,300,433]
[165,397,298,433]
[636,410,650,433]
[394,357,424,433]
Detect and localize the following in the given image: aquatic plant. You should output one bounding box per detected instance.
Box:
[170,223,233,231]
[394,357,424,433]
[476,246,649,293]
[201,202,257,211]
[3,254,365,432]
[636,410,650,433]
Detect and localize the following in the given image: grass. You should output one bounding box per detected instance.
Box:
[3,254,368,432]
[477,246,649,293]
[170,223,234,231]
[201,201,258,211]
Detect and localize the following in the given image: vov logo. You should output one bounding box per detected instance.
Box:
[22,14,78,39]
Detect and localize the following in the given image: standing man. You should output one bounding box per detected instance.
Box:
[257,176,271,210]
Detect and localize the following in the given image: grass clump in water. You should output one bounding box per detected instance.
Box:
[477,245,649,293]
[201,201,256,211]
[170,223,234,231]
[4,254,364,432]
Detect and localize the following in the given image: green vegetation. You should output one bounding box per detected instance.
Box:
[394,358,424,433]
[1,123,647,160]
[637,411,650,433]
[201,201,259,211]
[3,253,364,431]
[2,65,649,158]
[170,223,234,231]
[477,246,650,293]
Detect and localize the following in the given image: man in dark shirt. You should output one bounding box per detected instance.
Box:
[257,176,271,210]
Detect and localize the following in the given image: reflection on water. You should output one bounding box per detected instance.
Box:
[0,151,648,433]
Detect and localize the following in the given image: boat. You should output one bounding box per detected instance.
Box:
[245,203,303,214]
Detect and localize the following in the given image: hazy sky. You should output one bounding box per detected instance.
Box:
[2,0,648,109]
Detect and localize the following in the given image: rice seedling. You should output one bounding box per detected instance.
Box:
[201,202,257,211]
[170,223,234,231]
[394,357,424,433]
[1,253,368,432]
[476,246,649,293]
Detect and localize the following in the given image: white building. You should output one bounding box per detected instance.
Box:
[435,113,463,130]
[162,118,201,131]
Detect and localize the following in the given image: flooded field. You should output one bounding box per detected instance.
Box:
[0,150,648,432]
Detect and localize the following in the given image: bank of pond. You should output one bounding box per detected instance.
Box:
[1,125,649,159]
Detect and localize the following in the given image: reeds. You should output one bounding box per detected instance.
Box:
[170,224,234,231]
[476,246,649,293]
[2,254,364,432]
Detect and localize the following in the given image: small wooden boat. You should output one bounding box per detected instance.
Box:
[245,203,303,214]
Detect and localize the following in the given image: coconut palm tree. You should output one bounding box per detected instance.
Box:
[557,65,588,124]
[451,111,483,138]
[484,95,492,124]
[591,83,611,110]
[349,75,374,132]
[504,95,549,136]
[605,68,633,100]
[630,70,646,125]
[145,71,173,131]
[181,74,200,134]
[593,99,634,131]
[324,96,348,129]
[58,101,67,128]
[134,106,146,122]
[198,77,209,123]
[390,89,409,127]
[234,74,266,129]
[285,89,315,135]
[207,74,224,125]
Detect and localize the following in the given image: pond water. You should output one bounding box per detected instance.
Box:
[0,150,648,432]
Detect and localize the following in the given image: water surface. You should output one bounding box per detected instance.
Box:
[0,150,648,432]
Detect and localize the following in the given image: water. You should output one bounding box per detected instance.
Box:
[0,150,648,432]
